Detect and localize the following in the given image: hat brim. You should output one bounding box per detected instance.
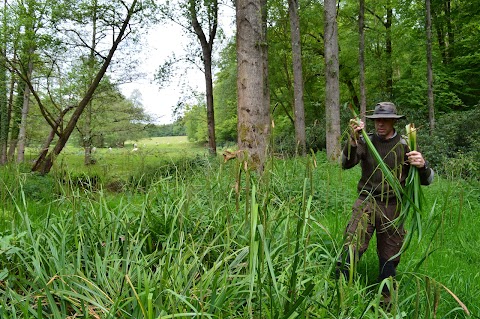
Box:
[366,114,405,119]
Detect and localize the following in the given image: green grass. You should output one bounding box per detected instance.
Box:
[54,136,205,173]
[0,144,479,318]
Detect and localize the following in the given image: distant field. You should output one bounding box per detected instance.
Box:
[125,136,191,147]
[24,136,208,178]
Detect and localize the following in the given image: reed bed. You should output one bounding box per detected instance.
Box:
[0,152,478,318]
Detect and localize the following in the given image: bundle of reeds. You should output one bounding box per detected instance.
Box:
[396,123,426,254]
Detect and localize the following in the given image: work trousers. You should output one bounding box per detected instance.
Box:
[344,196,405,264]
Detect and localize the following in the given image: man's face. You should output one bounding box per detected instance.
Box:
[374,118,396,139]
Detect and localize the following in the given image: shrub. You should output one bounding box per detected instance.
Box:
[270,121,327,156]
[21,173,57,201]
[127,155,210,191]
[419,107,480,181]
[0,165,56,203]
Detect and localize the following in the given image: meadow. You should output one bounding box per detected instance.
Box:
[0,136,479,318]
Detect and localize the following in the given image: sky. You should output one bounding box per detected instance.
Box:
[119,23,205,125]
[120,7,235,125]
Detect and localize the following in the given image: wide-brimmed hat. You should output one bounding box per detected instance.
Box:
[365,102,405,119]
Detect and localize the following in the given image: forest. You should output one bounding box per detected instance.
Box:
[0,0,479,317]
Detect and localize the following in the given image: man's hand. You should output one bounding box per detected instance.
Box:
[406,151,426,168]
[349,119,365,145]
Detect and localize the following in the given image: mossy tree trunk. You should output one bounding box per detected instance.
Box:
[236,0,270,172]
[324,0,341,161]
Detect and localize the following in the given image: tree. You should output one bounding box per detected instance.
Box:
[425,0,435,132]
[0,0,9,164]
[83,87,150,148]
[215,0,480,155]
[188,0,218,155]
[82,0,100,165]
[385,0,393,99]
[15,0,36,163]
[324,0,340,160]
[184,102,208,143]
[236,0,270,172]
[366,0,394,100]
[213,40,237,145]
[288,0,306,155]
[30,0,145,174]
[158,0,220,156]
[358,0,367,123]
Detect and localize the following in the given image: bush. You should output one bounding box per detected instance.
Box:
[21,173,57,201]
[0,165,56,203]
[127,155,210,191]
[270,121,326,157]
[419,107,480,181]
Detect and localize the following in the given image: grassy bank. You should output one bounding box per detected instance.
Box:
[0,147,478,318]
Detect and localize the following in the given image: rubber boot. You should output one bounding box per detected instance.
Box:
[378,258,397,308]
[335,259,350,280]
[336,249,362,280]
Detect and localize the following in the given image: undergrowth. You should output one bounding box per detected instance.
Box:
[0,152,478,318]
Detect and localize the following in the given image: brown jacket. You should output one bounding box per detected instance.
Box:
[342,131,434,201]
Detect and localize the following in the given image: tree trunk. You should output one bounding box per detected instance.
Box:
[16,78,32,163]
[189,0,217,156]
[0,3,8,165]
[358,0,367,123]
[236,0,270,172]
[15,0,37,163]
[7,70,20,161]
[203,54,217,156]
[445,0,454,63]
[425,0,435,133]
[288,0,306,156]
[32,0,138,174]
[324,0,341,161]
[84,0,97,166]
[385,0,393,99]
[31,106,73,172]
[83,100,94,165]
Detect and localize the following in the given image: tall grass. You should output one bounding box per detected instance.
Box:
[0,151,478,318]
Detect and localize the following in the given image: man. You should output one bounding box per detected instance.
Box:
[339,102,434,302]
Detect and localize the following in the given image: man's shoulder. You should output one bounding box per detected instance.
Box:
[398,135,408,146]
[360,133,374,143]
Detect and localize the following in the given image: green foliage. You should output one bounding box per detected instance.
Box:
[73,80,151,148]
[184,103,208,143]
[127,155,210,191]
[209,0,480,147]
[213,40,238,146]
[0,164,56,204]
[271,120,326,156]
[419,107,480,181]
[20,172,57,202]
[144,120,187,137]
